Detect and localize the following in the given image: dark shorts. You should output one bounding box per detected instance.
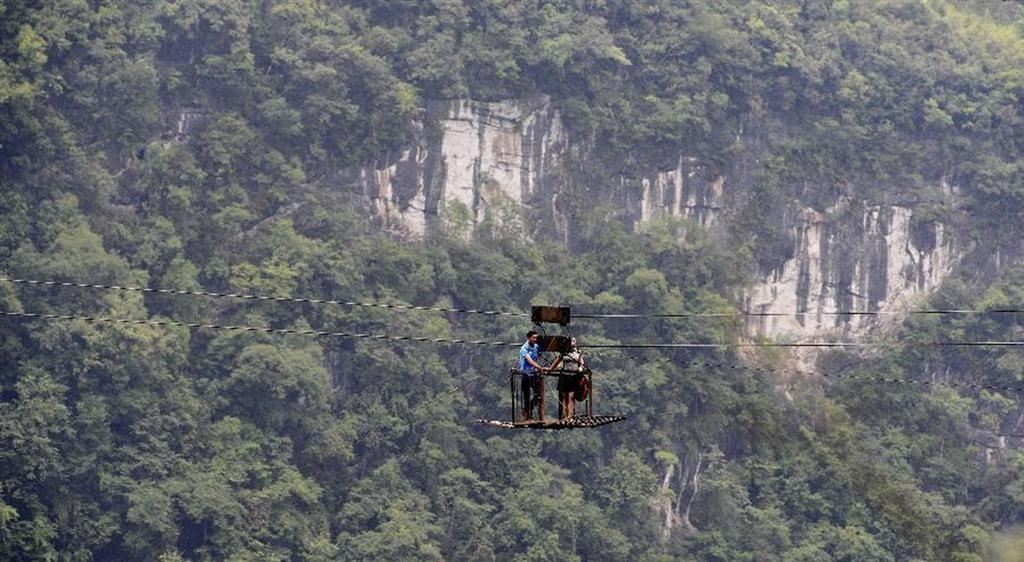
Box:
[522,373,541,391]
[557,373,583,393]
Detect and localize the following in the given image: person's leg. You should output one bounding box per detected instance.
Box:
[521,375,532,421]
[561,389,573,420]
[565,390,575,418]
[531,377,542,420]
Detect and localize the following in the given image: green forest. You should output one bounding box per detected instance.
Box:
[3,0,1024,560]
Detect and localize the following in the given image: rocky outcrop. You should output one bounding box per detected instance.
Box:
[351,97,725,238]
[635,157,724,228]
[349,97,962,341]
[353,98,566,237]
[743,203,959,339]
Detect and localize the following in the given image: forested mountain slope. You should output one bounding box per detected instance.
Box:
[3,1,1024,560]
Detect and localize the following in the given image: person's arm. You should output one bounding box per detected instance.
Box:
[526,354,547,372]
[549,355,563,372]
[570,351,586,372]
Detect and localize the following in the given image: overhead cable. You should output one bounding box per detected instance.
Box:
[680,360,1024,394]
[5,311,1024,398]
[4,310,1024,349]
[0,277,527,318]
[580,340,1024,348]
[0,311,520,347]
[575,308,1024,319]
[6,276,1021,320]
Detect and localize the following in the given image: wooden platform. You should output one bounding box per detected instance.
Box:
[477,415,626,430]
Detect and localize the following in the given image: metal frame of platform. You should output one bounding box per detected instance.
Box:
[478,415,627,430]
[482,306,625,430]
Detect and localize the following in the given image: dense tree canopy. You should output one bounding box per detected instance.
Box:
[2,0,1024,560]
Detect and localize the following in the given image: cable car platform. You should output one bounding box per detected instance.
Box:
[478,415,626,430]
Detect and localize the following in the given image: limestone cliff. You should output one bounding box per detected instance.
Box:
[743,203,959,339]
[351,98,566,238]
[347,98,962,341]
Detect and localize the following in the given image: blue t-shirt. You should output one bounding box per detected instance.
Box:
[519,342,540,374]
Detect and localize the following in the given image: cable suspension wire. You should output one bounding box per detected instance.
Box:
[0,311,521,347]
[7,276,1024,321]
[580,340,1024,348]
[589,342,1024,394]
[4,310,1024,349]
[0,277,528,318]
[7,311,1024,421]
[575,308,1024,319]
[679,360,1024,394]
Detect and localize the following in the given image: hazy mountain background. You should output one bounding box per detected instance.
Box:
[3,0,1024,560]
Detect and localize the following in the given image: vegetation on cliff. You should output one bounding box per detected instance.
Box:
[2,0,1024,560]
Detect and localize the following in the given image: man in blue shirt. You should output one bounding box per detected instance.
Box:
[519,330,547,421]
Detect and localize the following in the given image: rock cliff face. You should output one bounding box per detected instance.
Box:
[349,98,961,340]
[744,203,958,339]
[353,98,566,238]
[635,157,725,228]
